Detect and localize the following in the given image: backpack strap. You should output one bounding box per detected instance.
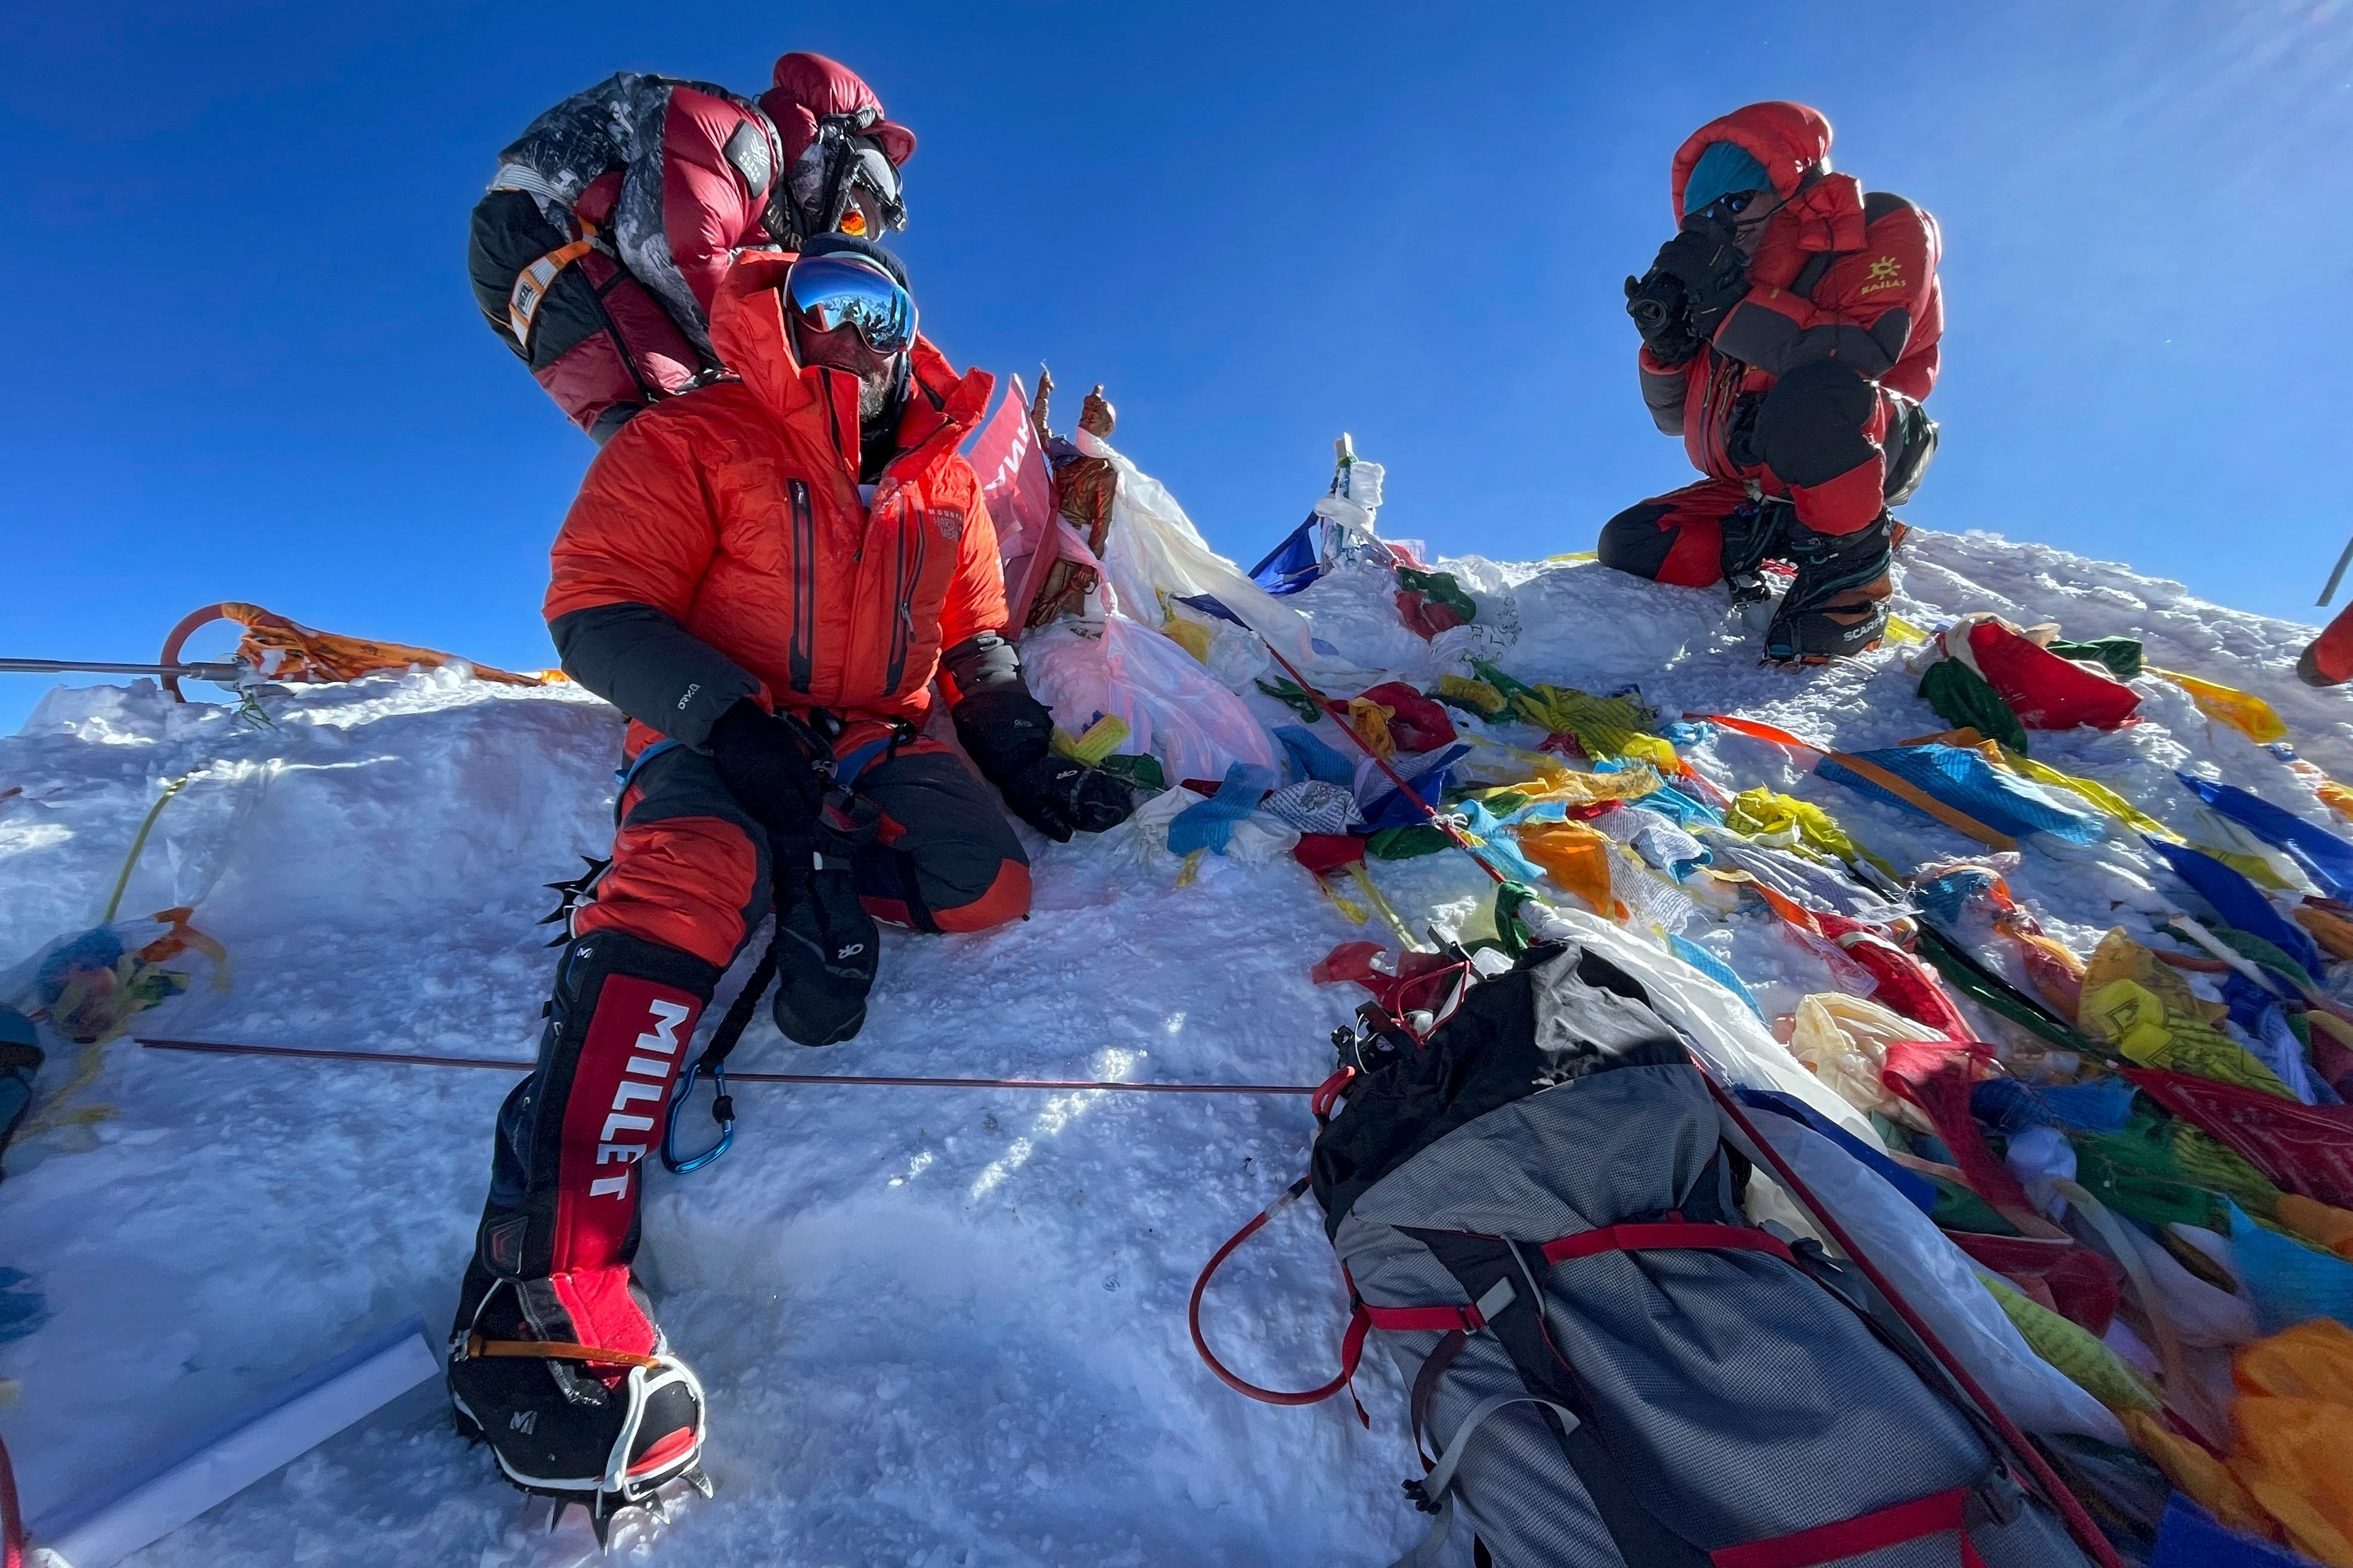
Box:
[1709,1484,1986,1568]
[1787,249,1837,302]
[1389,1393,1583,1568]
[1540,1219,1794,1266]
[508,222,600,349]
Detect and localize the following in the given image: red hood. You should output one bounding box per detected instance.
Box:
[758,52,916,169]
[708,251,990,478]
[1671,101,1864,267]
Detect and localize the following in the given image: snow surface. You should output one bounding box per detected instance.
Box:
[2,528,2348,1566]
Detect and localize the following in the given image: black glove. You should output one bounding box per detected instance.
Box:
[769,790,881,1047]
[1624,270,1699,364]
[952,686,1135,843]
[707,699,833,836]
[1648,222,1749,334]
[998,754,1135,842]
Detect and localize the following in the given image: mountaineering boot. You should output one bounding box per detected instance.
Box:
[770,789,881,1046]
[448,928,721,1523]
[1719,496,1791,627]
[1765,510,1895,663]
[448,1274,708,1535]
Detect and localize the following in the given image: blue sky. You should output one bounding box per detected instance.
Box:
[4,0,2349,733]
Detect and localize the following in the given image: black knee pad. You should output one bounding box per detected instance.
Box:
[1596,501,1677,580]
[1753,360,1879,487]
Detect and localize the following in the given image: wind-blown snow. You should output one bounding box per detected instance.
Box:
[1,528,2345,1566]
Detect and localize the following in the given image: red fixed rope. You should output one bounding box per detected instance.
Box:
[134,1038,1316,1096]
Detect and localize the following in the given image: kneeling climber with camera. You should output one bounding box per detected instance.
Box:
[1599,102,1943,662]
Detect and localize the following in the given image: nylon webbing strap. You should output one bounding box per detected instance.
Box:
[1362,1275,1516,1335]
[1708,1483,1980,1568]
[1821,749,2018,854]
[1387,1394,1581,1568]
[508,230,598,348]
[465,1334,661,1371]
[1692,712,2017,852]
[1540,1222,1795,1267]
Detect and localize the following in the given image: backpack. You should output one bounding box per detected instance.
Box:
[466,73,783,442]
[1202,938,2102,1567]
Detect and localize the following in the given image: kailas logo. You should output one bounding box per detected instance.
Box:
[931,506,966,542]
[510,1410,538,1436]
[836,941,866,960]
[1858,256,1905,295]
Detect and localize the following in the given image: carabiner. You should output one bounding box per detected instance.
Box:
[661,1056,734,1175]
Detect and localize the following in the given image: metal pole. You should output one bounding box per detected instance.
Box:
[2320,534,2353,608]
[0,658,243,683]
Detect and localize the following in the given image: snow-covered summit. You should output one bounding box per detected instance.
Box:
[1,528,2345,1566]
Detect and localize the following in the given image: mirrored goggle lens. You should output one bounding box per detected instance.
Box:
[785,255,916,354]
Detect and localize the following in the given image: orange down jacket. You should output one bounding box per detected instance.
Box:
[544,249,1005,752]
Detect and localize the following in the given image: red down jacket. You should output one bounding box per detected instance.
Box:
[543,250,1005,757]
[1639,103,1945,527]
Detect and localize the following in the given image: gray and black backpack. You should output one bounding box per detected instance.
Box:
[1208,938,2100,1567]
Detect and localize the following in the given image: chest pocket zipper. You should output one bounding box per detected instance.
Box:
[787,479,815,693]
[884,505,927,695]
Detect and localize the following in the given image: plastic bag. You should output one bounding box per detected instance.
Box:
[0,909,228,1048]
[1020,615,1276,786]
[1078,427,1333,686]
[1518,901,1877,1141]
[1789,993,1945,1129]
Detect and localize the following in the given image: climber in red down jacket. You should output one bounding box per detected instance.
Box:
[444,237,1133,1523]
[469,52,919,441]
[1599,102,1943,662]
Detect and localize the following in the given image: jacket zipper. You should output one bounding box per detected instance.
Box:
[884,504,925,695]
[787,478,815,693]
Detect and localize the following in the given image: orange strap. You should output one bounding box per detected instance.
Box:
[1820,749,2018,854]
[1692,712,2017,853]
[507,228,598,348]
[465,1333,661,1371]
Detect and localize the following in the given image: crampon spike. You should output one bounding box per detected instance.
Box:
[687,1467,715,1499]
[539,856,612,935]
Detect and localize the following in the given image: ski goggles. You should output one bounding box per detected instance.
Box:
[797,128,908,237]
[784,253,917,355]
